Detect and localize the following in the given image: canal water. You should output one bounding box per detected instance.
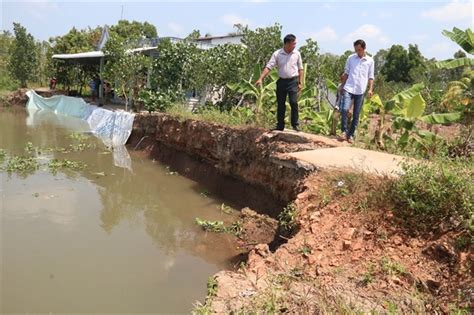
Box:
[0,107,241,313]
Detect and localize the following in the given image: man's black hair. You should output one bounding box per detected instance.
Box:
[284,34,296,44]
[353,39,366,49]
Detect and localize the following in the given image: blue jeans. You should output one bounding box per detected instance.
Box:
[340,91,364,138]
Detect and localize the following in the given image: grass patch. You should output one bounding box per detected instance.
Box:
[166,103,272,128]
[298,245,312,256]
[361,262,376,286]
[380,257,406,276]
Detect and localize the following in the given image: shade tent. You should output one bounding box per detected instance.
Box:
[52,50,107,98]
[51,47,158,98]
[52,51,105,64]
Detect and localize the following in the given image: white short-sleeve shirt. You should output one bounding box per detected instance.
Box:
[343,53,375,95]
[265,48,303,79]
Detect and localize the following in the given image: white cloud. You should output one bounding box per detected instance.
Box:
[167,22,184,36]
[220,13,252,27]
[343,24,390,46]
[421,1,473,22]
[304,26,338,42]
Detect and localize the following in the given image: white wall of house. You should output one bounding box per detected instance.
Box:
[195,35,243,49]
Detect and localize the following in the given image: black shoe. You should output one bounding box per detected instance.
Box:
[271,127,284,131]
[292,126,300,132]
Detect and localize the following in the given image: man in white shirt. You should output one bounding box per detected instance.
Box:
[338,39,375,143]
[255,34,304,131]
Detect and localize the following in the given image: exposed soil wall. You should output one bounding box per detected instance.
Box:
[128,113,337,214]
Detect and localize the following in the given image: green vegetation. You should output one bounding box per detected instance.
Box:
[67,132,88,142]
[278,202,298,234]
[219,203,233,214]
[2,21,472,164]
[195,218,227,233]
[193,277,218,314]
[361,263,376,286]
[8,23,37,88]
[385,160,473,234]
[103,34,151,111]
[195,217,243,237]
[5,155,39,174]
[380,257,407,276]
[24,142,35,154]
[48,159,87,174]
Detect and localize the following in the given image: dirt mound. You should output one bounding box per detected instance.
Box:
[237,208,278,251]
[1,88,29,107]
[206,170,473,313]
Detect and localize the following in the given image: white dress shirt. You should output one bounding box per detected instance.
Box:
[343,53,375,95]
[265,48,303,79]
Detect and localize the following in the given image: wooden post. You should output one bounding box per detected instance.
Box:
[99,56,104,99]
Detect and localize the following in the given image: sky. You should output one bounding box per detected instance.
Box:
[1,0,473,60]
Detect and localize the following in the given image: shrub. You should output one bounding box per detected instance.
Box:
[138,89,181,113]
[386,160,473,233]
[278,202,298,234]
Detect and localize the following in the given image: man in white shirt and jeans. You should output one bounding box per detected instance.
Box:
[339,39,374,143]
[255,34,304,131]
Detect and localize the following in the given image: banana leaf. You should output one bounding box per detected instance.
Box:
[325,79,338,94]
[386,83,425,112]
[442,27,474,55]
[420,112,462,124]
[406,93,426,119]
[435,57,474,69]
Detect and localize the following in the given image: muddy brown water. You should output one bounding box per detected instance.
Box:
[0,108,242,313]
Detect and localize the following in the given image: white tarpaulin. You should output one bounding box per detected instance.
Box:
[25,90,134,169]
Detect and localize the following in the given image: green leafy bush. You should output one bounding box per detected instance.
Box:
[387,160,473,233]
[278,202,298,234]
[138,89,179,113]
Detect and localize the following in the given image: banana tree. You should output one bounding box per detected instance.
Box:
[226,64,278,123]
[435,27,474,69]
[366,83,462,150]
[298,73,337,135]
[298,63,317,107]
[435,27,473,127]
[301,101,334,135]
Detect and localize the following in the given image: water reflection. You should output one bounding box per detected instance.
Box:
[1,108,241,313]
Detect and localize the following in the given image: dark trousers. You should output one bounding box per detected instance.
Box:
[276,77,299,129]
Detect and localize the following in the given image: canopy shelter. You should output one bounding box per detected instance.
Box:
[52,51,105,64]
[52,48,158,99]
[52,51,106,98]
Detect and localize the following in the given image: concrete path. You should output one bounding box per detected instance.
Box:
[288,146,412,176]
